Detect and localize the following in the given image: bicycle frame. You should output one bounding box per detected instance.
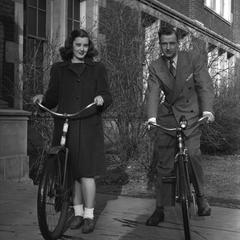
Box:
[36,101,96,240]
[147,115,208,240]
[37,101,96,190]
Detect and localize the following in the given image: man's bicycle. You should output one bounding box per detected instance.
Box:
[35,101,96,240]
[147,115,208,240]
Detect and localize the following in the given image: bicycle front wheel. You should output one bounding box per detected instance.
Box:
[37,152,70,240]
[178,155,191,240]
[181,198,191,240]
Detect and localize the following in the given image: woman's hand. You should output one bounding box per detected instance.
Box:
[32,94,44,104]
[94,95,104,106]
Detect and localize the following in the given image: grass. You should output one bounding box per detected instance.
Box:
[97,154,240,209]
[203,154,240,207]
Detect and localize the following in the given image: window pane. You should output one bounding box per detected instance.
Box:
[38,10,46,38]
[36,40,44,68]
[74,0,80,20]
[28,7,37,36]
[68,20,72,36]
[220,0,224,16]
[38,0,46,10]
[29,0,37,7]
[74,21,80,30]
[205,0,211,7]
[26,38,35,59]
[68,0,73,18]
[212,0,216,10]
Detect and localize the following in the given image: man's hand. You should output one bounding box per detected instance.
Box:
[147,117,157,140]
[147,117,156,130]
[32,94,44,104]
[202,111,215,123]
[94,95,104,106]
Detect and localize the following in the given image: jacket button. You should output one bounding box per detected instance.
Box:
[76,96,80,100]
[186,100,189,103]
[188,87,192,90]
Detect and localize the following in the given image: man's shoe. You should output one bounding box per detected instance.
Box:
[70,216,84,229]
[146,207,165,226]
[82,218,95,234]
[197,196,211,216]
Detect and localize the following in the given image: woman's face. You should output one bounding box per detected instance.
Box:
[72,37,89,61]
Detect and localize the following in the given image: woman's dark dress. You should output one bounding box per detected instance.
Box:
[42,60,112,179]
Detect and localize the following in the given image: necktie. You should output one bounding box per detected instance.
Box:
[169,59,176,78]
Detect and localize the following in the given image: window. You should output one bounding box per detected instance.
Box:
[204,0,232,22]
[24,0,47,96]
[26,0,46,38]
[67,0,86,35]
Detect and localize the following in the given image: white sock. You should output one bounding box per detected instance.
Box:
[73,204,84,217]
[83,207,94,219]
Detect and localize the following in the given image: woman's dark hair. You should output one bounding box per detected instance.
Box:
[59,29,98,61]
[158,26,179,42]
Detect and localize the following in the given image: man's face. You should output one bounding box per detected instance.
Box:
[160,33,178,59]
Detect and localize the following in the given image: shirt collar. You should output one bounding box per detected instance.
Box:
[171,55,178,67]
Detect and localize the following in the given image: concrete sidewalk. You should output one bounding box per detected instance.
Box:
[0,181,240,240]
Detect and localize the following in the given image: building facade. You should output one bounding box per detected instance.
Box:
[0,0,240,179]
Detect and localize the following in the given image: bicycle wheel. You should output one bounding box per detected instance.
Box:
[177,155,191,240]
[37,151,70,240]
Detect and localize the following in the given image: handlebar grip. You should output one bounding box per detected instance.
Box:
[198,116,209,125]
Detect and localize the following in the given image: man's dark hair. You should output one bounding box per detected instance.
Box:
[59,29,98,61]
[158,26,178,42]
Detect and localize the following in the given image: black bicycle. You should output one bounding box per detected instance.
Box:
[36,101,96,240]
[147,115,208,240]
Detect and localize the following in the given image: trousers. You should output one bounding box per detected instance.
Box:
[151,127,204,207]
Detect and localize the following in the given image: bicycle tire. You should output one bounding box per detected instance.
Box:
[182,198,191,240]
[37,151,70,240]
[177,155,191,240]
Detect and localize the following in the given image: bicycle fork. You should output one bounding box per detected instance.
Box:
[175,151,192,204]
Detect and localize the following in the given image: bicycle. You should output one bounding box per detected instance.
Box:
[35,101,96,240]
[147,115,208,240]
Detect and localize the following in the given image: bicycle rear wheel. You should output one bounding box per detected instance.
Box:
[177,155,191,240]
[37,150,70,240]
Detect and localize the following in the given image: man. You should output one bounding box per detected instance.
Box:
[145,26,214,226]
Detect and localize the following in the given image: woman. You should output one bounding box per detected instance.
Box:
[33,29,112,233]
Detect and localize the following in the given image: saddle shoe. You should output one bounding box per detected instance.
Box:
[197,196,211,216]
[70,216,84,229]
[146,207,165,226]
[82,218,95,234]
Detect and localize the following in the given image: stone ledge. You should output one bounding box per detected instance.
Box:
[0,154,29,181]
[0,109,31,117]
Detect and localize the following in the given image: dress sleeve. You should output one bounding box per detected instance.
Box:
[96,63,113,111]
[42,63,60,109]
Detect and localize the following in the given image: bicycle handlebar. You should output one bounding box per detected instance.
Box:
[147,115,209,132]
[36,101,96,119]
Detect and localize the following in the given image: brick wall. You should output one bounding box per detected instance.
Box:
[156,0,190,16]
[232,0,240,44]
[157,0,235,43]
[191,0,233,41]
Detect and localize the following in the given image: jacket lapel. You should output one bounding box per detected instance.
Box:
[170,52,191,104]
[153,57,175,103]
